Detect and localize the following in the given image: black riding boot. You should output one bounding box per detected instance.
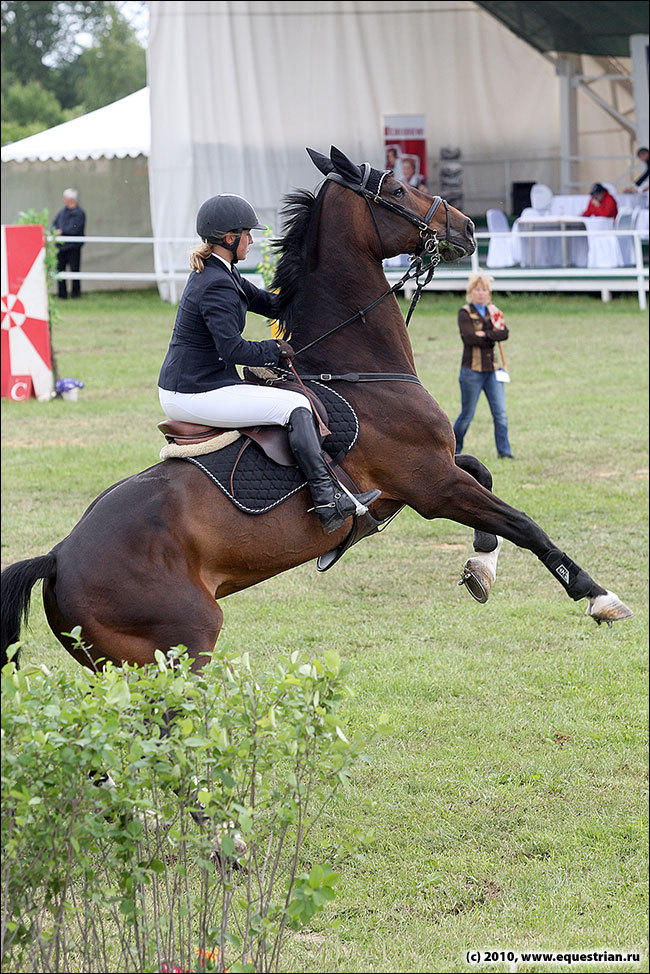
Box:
[287,407,381,533]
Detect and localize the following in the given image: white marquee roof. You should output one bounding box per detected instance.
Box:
[1,87,150,164]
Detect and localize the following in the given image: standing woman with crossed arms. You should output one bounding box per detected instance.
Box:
[452,273,514,460]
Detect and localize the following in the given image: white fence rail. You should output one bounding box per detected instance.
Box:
[52,231,648,309]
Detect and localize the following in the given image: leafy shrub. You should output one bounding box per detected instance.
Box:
[256,229,279,290]
[1,645,379,973]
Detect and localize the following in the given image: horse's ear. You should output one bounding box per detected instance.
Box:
[306,147,335,176]
[329,146,363,183]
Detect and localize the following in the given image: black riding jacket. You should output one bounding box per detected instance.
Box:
[158,255,281,393]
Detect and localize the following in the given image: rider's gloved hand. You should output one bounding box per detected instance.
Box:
[276,339,295,361]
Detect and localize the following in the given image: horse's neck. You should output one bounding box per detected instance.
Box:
[295,253,416,374]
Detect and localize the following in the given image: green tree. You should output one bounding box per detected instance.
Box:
[0,2,109,89]
[74,3,146,111]
[1,79,63,129]
[0,79,86,145]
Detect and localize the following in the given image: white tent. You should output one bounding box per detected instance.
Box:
[1,88,150,163]
[1,88,153,290]
[147,0,638,298]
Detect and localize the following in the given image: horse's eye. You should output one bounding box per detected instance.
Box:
[394,186,405,198]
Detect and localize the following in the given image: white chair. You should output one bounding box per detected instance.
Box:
[615,211,635,266]
[634,207,649,243]
[584,216,623,268]
[486,209,516,267]
[530,183,553,213]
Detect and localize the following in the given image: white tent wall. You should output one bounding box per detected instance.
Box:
[1,155,153,292]
[147,0,637,300]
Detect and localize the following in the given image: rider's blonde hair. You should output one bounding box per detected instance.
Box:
[466,273,494,301]
[189,240,215,273]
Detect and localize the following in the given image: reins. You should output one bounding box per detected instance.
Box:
[291,168,446,364]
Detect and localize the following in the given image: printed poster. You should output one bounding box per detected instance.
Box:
[384,114,428,190]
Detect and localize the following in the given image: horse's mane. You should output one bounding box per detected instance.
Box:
[270,188,324,340]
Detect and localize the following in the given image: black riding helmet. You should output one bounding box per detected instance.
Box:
[196,194,267,263]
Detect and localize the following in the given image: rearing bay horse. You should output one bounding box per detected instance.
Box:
[0,146,631,670]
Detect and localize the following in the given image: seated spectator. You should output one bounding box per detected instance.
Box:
[622,147,649,193]
[582,183,618,219]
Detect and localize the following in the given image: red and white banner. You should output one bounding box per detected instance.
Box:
[1,224,53,402]
[383,114,428,190]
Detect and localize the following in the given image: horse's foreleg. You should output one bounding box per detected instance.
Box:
[418,467,632,625]
[454,454,503,603]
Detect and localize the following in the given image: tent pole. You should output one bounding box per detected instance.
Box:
[556,54,580,194]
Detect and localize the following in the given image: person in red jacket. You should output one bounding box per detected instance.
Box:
[582,183,618,218]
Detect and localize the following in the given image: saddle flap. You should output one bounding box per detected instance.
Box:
[158,420,230,445]
[244,427,296,467]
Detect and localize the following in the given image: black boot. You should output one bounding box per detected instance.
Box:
[287,408,381,533]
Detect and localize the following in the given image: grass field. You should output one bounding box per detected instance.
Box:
[1,289,648,973]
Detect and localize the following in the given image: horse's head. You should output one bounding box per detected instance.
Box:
[307,145,476,262]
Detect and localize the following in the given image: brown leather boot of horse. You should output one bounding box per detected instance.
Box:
[287,407,381,533]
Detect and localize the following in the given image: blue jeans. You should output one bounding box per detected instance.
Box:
[453,367,512,457]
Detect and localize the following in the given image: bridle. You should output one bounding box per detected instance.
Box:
[326,163,451,263]
[292,165,451,364]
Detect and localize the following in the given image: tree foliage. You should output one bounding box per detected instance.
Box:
[1,1,146,145]
[1,2,109,86]
[75,5,146,112]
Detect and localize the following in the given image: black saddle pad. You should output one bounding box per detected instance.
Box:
[183,381,359,514]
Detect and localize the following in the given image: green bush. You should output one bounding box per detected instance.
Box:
[256,229,279,290]
[1,644,379,973]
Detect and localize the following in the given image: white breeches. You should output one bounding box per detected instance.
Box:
[158,384,312,428]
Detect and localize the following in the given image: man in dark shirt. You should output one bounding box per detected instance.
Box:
[52,189,86,298]
[623,147,649,194]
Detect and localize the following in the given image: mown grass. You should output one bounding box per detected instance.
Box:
[1,289,648,973]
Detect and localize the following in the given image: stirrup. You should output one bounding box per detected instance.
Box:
[312,489,381,533]
[335,483,381,516]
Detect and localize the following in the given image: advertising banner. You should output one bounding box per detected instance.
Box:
[383,114,428,190]
[1,224,53,401]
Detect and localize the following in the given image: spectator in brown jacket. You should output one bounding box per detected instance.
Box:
[452,274,514,459]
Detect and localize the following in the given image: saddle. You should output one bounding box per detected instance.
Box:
[158,376,330,468]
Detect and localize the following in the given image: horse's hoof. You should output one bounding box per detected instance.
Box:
[458,562,490,603]
[586,590,633,626]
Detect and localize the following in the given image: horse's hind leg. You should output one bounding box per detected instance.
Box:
[454,454,503,603]
[43,573,225,671]
[425,466,632,626]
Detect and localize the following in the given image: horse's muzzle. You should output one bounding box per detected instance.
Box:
[442,218,476,260]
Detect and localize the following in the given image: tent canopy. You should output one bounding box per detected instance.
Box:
[475,1,648,57]
[1,87,150,164]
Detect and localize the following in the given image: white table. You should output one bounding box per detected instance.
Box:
[549,192,648,218]
[512,216,588,267]
[617,192,649,212]
[549,195,590,217]
[511,215,625,269]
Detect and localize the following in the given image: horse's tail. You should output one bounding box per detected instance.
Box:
[1,552,57,668]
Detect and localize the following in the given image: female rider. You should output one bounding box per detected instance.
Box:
[158,194,380,533]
